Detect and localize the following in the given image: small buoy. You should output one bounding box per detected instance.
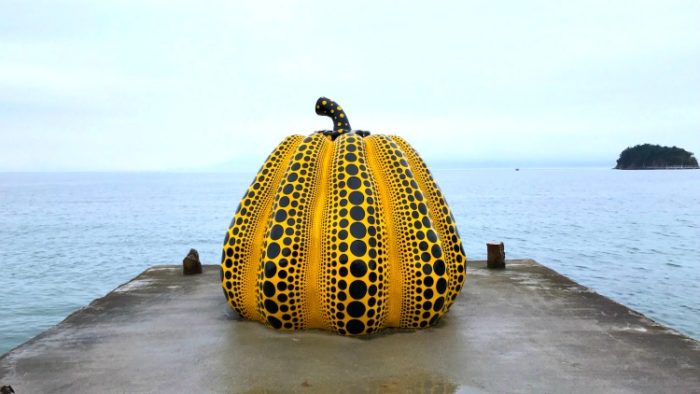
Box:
[515,168,520,171]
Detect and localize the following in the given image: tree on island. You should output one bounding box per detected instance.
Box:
[615,144,699,170]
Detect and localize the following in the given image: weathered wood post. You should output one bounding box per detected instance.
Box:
[0,385,15,394]
[183,248,202,275]
[487,241,505,269]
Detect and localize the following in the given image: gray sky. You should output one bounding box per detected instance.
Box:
[1,0,699,171]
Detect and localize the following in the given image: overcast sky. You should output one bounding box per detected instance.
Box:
[1,0,699,171]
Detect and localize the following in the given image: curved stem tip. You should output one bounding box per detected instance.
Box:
[315,97,351,136]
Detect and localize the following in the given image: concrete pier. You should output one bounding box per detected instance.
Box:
[1,259,698,393]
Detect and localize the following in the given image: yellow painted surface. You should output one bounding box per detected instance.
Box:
[221,132,467,335]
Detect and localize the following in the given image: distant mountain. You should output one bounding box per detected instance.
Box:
[615,144,699,170]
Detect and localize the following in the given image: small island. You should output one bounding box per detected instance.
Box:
[615,144,699,170]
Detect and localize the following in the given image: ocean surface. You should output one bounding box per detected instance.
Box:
[1,169,698,354]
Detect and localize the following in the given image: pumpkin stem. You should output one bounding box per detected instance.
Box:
[315,97,351,138]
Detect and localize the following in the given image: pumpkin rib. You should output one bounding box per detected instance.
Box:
[318,138,338,331]
[258,134,326,330]
[391,136,467,311]
[363,136,403,328]
[321,134,390,335]
[355,137,392,331]
[364,135,449,328]
[221,135,304,321]
[256,133,327,330]
[305,135,334,330]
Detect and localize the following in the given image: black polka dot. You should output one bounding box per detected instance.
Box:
[349,280,367,299]
[345,153,357,162]
[346,164,358,175]
[346,319,365,334]
[421,252,431,262]
[263,281,275,297]
[350,240,367,257]
[436,278,447,294]
[350,206,365,221]
[433,297,445,312]
[433,259,446,275]
[270,225,283,240]
[432,245,443,258]
[422,264,432,275]
[275,210,287,222]
[347,301,366,317]
[267,316,282,329]
[264,299,279,313]
[350,222,366,238]
[264,262,276,278]
[267,243,280,259]
[427,230,437,242]
[424,289,434,299]
[279,196,290,207]
[350,260,368,277]
[348,191,364,205]
[424,276,434,287]
[347,177,361,189]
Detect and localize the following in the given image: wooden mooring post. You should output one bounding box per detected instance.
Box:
[183,248,202,275]
[487,241,505,269]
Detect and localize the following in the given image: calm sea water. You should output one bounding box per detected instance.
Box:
[1,169,698,354]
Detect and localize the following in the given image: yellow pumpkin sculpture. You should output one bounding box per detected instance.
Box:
[221,97,466,335]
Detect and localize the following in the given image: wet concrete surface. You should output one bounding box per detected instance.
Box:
[1,259,698,393]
